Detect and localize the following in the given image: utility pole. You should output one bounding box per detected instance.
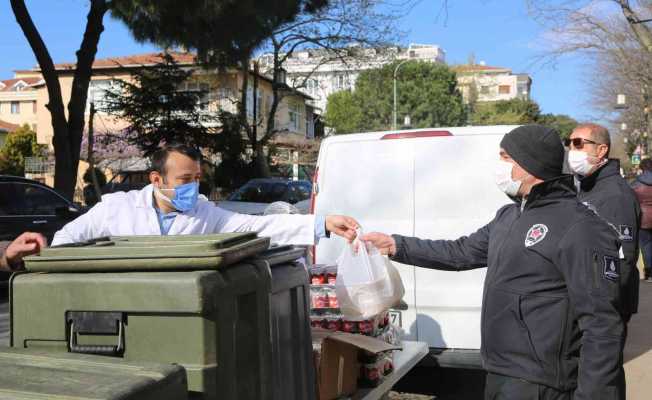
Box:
[253,61,259,141]
[393,60,409,130]
[88,102,102,202]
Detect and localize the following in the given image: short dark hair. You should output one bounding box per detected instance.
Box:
[150,144,202,176]
[641,158,652,172]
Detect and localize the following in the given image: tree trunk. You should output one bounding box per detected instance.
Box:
[10,0,73,197]
[253,143,271,177]
[10,0,106,200]
[66,0,107,196]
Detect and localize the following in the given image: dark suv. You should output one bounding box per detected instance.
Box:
[0,176,84,242]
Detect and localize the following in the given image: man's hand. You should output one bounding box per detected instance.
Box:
[3,232,47,270]
[361,232,397,256]
[325,215,360,242]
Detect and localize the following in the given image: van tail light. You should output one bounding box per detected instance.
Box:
[310,167,319,264]
[381,130,452,140]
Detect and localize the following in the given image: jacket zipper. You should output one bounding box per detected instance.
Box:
[592,252,600,290]
[481,207,522,361]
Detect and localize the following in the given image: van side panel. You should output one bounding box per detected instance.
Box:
[314,139,418,340]
[413,134,509,349]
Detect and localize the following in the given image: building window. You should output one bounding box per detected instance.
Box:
[306,78,319,96]
[332,74,350,90]
[32,101,37,114]
[498,85,511,95]
[480,86,491,95]
[288,101,302,132]
[178,81,211,111]
[409,50,416,58]
[10,101,20,114]
[246,87,263,119]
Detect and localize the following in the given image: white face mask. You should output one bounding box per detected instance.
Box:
[567,150,595,176]
[494,160,522,197]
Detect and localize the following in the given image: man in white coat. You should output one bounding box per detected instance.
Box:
[52,144,359,246]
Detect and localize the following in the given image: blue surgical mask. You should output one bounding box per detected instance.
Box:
[155,181,199,212]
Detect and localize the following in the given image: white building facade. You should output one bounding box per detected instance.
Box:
[257,44,446,113]
[454,63,532,103]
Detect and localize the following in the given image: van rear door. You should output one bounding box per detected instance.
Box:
[313,136,418,340]
[413,132,509,350]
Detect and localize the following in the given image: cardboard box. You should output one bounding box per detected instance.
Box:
[312,328,401,400]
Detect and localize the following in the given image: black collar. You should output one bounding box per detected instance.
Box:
[579,159,620,191]
[522,175,577,210]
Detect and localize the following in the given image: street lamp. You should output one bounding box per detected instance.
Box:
[403,115,411,129]
[616,93,627,109]
[393,60,410,130]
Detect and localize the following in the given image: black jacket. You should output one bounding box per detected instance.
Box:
[577,159,641,318]
[391,176,623,399]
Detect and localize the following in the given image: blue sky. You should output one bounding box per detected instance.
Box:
[0,0,589,121]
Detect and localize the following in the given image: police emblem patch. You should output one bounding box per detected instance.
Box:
[525,224,549,247]
[619,225,634,242]
[603,256,620,282]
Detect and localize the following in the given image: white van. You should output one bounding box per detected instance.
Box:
[310,126,519,368]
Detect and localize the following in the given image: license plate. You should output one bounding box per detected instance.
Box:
[388,310,402,328]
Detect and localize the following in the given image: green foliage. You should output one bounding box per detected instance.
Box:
[470,99,578,138]
[110,0,329,63]
[537,113,578,139]
[101,52,218,155]
[0,125,44,176]
[212,111,253,190]
[470,98,541,125]
[324,90,363,134]
[324,61,467,134]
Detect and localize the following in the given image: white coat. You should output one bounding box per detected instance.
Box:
[52,184,317,246]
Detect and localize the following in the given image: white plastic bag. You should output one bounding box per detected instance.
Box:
[335,234,405,319]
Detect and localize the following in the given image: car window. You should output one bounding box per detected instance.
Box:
[18,184,69,215]
[268,183,288,202]
[0,183,18,215]
[292,182,312,201]
[229,181,289,203]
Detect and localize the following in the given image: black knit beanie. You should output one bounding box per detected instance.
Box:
[500,124,564,180]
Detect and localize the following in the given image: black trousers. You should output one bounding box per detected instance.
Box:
[484,373,572,400]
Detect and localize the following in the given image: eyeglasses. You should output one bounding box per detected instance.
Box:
[563,137,600,149]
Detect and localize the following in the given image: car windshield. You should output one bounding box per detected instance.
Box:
[228,181,289,203]
[0,182,69,215]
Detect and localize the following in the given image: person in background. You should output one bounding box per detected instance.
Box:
[633,158,652,282]
[566,123,640,322]
[0,232,47,271]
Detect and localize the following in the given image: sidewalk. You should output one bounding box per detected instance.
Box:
[624,279,652,400]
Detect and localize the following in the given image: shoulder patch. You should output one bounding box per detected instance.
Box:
[619,225,634,242]
[525,224,548,248]
[603,255,620,282]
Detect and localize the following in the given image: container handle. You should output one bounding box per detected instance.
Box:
[68,320,124,357]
